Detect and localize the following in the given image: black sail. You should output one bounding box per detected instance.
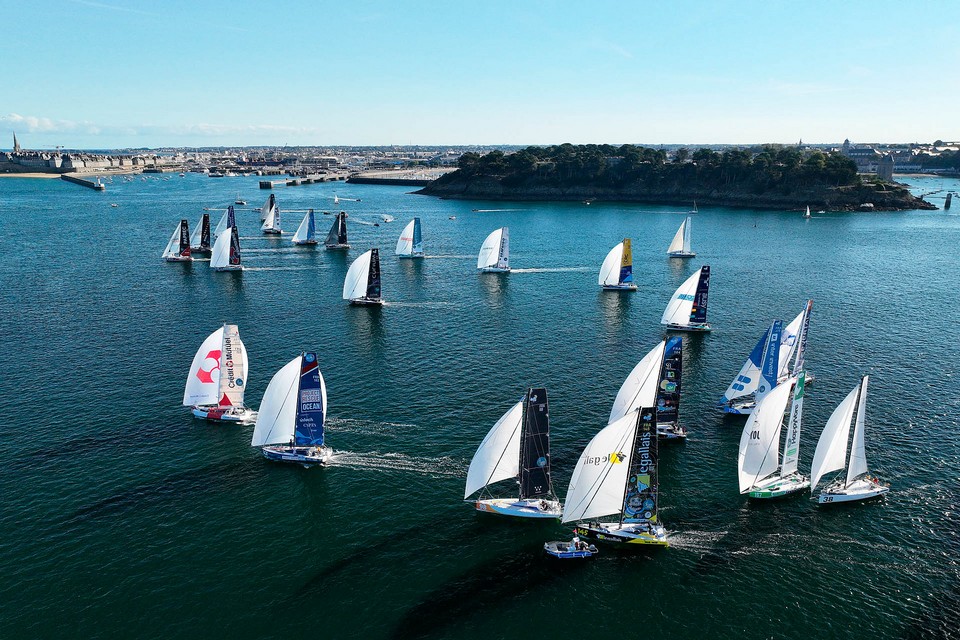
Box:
[338,212,348,244]
[689,265,710,324]
[200,213,211,249]
[366,248,382,300]
[178,219,191,256]
[656,337,683,424]
[519,387,552,499]
[325,215,340,245]
[621,406,659,525]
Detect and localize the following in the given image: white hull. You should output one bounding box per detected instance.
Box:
[601,284,637,291]
[191,405,257,424]
[474,498,561,519]
[349,297,384,306]
[261,445,332,466]
[664,322,711,332]
[748,473,810,499]
[479,267,510,273]
[575,521,668,547]
[213,265,243,272]
[326,244,351,250]
[817,478,889,504]
[292,239,319,246]
[667,251,696,258]
[164,256,193,263]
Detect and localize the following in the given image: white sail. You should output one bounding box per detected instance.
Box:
[609,341,665,423]
[477,227,509,269]
[660,269,700,325]
[396,219,416,256]
[214,209,228,238]
[209,228,232,269]
[260,195,272,222]
[682,216,692,252]
[183,327,225,406]
[261,202,280,232]
[343,250,372,300]
[598,242,624,286]
[189,216,204,247]
[251,357,301,447]
[161,225,180,259]
[846,376,870,486]
[737,379,793,493]
[292,211,313,243]
[217,324,247,407]
[778,309,805,378]
[780,372,806,476]
[667,220,685,254]
[463,401,524,499]
[810,384,859,489]
[562,411,638,523]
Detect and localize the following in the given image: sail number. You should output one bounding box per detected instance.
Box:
[749,430,760,440]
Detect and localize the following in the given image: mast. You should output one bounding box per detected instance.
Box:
[791,300,813,375]
[619,407,659,526]
[519,388,553,500]
[497,227,510,269]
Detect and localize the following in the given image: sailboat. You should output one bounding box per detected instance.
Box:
[343,248,383,305]
[562,406,668,546]
[804,205,811,219]
[235,193,246,205]
[395,217,424,258]
[690,201,698,214]
[719,301,813,415]
[609,338,686,440]
[251,352,331,466]
[210,224,242,272]
[261,196,281,235]
[464,388,562,518]
[666,217,696,258]
[325,211,350,249]
[661,266,711,331]
[183,324,256,424]
[260,194,275,222]
[737,372,811,499]
[598,239,637,290]
[810,376,889,504]
[162,219,193,262]
[292,209,318,245]
[477,227,510,272]
[189,213,212,255]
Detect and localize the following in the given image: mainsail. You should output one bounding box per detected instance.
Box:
[620,407,659,524]
[260,194,275,222]
[666,217,693,255]
[846,376,870,486]
[661,266,710,327]
[755,320,782,406]
[599,239,634,287]
[809,384,859,489]
[519,388,552,499]
[217,324,247,408]
[252,353,327,448]
[190,213,211,251]
[780,371,806,476]
[326,212,348,246]
[655,337,683,425]
[737,378,793,493]
[294,353,326,446]
[395,218,423,256]
[365,248,382,301]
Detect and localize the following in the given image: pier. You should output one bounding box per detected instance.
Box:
[60,174,106,190]
[259,174,347,189]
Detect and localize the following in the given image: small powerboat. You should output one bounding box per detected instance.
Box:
[544,539,598,559]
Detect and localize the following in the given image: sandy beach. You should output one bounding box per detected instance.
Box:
[0,172,62,179]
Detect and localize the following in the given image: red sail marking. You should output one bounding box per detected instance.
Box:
[196,349,222,383]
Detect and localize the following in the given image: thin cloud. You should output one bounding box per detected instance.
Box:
[2,113,324,138]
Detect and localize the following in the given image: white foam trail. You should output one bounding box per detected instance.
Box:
[511,267,591,273]
[471,208,525,212]
[383,301,458,309]
[241,266,319,272]
[664,529,730,553]
[425,255,474,259]
[243,248,300,253]
[326,450,468,477]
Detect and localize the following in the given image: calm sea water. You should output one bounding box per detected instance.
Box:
[0,173,958,639]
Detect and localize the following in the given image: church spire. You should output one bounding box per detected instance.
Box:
[12,132,20,153]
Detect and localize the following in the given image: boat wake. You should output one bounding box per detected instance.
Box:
[511,267,591,273]
[425,254,474,259]
[242,247,301,253]
[383,301,458,309]
[326,417,419,436]
[326,450,468,477]
[662,529,731,553]
[241,266,320,271]
[471,208,525,212]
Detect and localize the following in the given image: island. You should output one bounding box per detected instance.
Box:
[417,144,936,211]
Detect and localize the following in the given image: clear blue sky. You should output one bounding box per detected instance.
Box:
[2,0,957,149]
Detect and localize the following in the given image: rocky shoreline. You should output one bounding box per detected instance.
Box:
[417,175,935,211]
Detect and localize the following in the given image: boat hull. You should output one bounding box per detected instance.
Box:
[325,244,351,250]
[191,405,257,424]
[292,239,319,246]
[544,541,598,558]
[818,478,889,504]
[601,284,637,291]
[479,267,510,273]
[664,322,712,332]
[213,266,243,272]
[667,251,696,258]
[262,229,282,235]
[164,256,193,263]
[261,445,332,466]
[398,253,425,259]
[190,247,212,256]
[576,522,669,547]
[349,297,384,306]
[748,474,810,499]
[474,498,561,519]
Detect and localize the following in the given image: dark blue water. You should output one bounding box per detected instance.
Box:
[0,173,958,639]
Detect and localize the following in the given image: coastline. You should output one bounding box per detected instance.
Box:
[0,172,61,179]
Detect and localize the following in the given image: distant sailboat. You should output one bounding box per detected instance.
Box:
[325,211,350,249]
[690,201,698,214]
[810,376,889,504]
[260,194,275,222]
[737,372,811,499]
[804,205,811,219]
[719,301,813,415]
[395,217,424,258]
[478,227,510,272]
[609,338,686,440]
[660,266,711,331]
[189,213,212,255]
[162,219,193,262]
[235,193,246,205]
[563,407,668,546]
[599,239,637,290]
[292,209,318,245]
[251,352,331,466]
[261,196,281,235]
[465,388,562,518]
[666,217,696,258]
[210,224,242,272]
[343,249,383,305]
[183,324,255,424]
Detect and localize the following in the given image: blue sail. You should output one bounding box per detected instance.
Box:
[226,205,236,229]
[306,210,316,242]
[412,217,423,254]
[756,320,783,402]
[718,329,768,405]
[294,352,325,446]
